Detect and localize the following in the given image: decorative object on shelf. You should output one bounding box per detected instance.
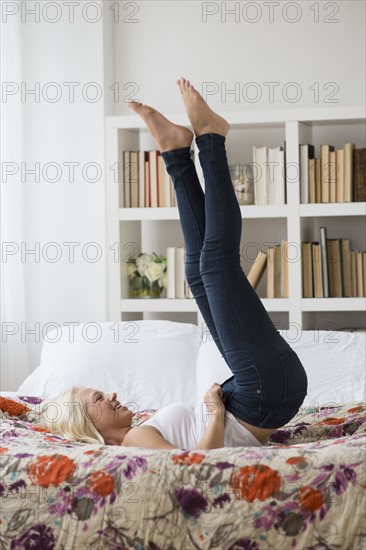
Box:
[127,252,167,298]
[229,163,254,205]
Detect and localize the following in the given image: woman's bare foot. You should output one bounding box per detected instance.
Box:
[177,77,230,138]
[127,101,193,152]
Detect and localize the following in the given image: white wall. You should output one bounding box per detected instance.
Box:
[114,1,365,114]
[2,1,109,390]
[2,0,364,390]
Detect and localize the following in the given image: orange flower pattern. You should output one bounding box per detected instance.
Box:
[27,454,77,488]
[230,464,282,502]
[298,485,324,512]
[172,451,206,466]
[0,396,365,549]
[0,396,30,417]
[87,471,115,496]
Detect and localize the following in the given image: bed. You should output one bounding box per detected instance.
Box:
[1,321,365,549]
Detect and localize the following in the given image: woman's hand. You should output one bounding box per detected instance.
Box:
[193,383,226,449]
[204,383,225,418]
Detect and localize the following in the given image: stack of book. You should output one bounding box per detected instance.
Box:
[121,150,176,208]
[166,246,194,299]
[252,144,286,205]
[302,226,366,298]
[246,240,289,298]
[121,150,192,208]
[300,143,366,204]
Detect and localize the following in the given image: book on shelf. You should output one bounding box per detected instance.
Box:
[157,155,171,207]
[326,239,342,297]
[300,143,366,204]
[336,148,344,203]
[121,149,195,208]
[273,245,282,297]
[309,158,316,203]
[315,158,321,203]
[246,241,288,298]
[138,151,146,208]
[121,151,129,208]
[252,143,286,205]
[246,250,267,289]
[312,242,323,298]
[267,245,282,298]
[271,242,287,298]
[321,144,335,203]
[300,144,315,204]
[344,143,355,202]
[301,227,366,298]
[319,226,330,297]
[148,151,158,208]
[268,146,285,205]
[329,149,336,203]
[130,151,139,208]
[302,242,313,298]
[166,246,193,299]
[144,157,150,207]
[354,148,366,202]
[350,251,357,297]
[341,239,352,297]
[356,252,364,297]
[157,155,165,207]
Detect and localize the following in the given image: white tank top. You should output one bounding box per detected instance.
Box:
[137,402,264,449]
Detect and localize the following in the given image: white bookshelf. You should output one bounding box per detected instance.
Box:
[105,106,366,332]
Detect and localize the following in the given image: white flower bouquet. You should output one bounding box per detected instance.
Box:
[127,252,167,298]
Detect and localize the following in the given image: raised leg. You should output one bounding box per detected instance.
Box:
[127,100,233,366]
[177,78,308,427]
[160,146,232,363]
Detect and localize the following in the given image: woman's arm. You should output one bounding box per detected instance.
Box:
[193,382,226,450]
[192,413,225,450]
[122,426,178,450]
[123,420,224,451]
[122,383,226,451]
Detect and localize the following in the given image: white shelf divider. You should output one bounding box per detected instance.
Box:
[119,205,289,221]
[302,298,366,312]
[121,298,290,313]
[300,203,366,217]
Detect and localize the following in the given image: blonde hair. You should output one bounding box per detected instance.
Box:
[36,385,105,445]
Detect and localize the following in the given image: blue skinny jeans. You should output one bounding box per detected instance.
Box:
[161,133,308,429]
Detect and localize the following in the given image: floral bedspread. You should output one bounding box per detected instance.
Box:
[1,396,365,550]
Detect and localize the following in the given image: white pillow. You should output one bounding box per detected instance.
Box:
[17,320,201,411]
[195,330,366,407]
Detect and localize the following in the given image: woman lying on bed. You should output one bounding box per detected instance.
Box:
[38,381,270,450]
[38,78,308,451]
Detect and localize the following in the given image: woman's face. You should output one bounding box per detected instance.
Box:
[77,387,133,436]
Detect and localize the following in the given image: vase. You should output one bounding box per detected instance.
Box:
[128,276,163,298]
[229,163,254,205]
